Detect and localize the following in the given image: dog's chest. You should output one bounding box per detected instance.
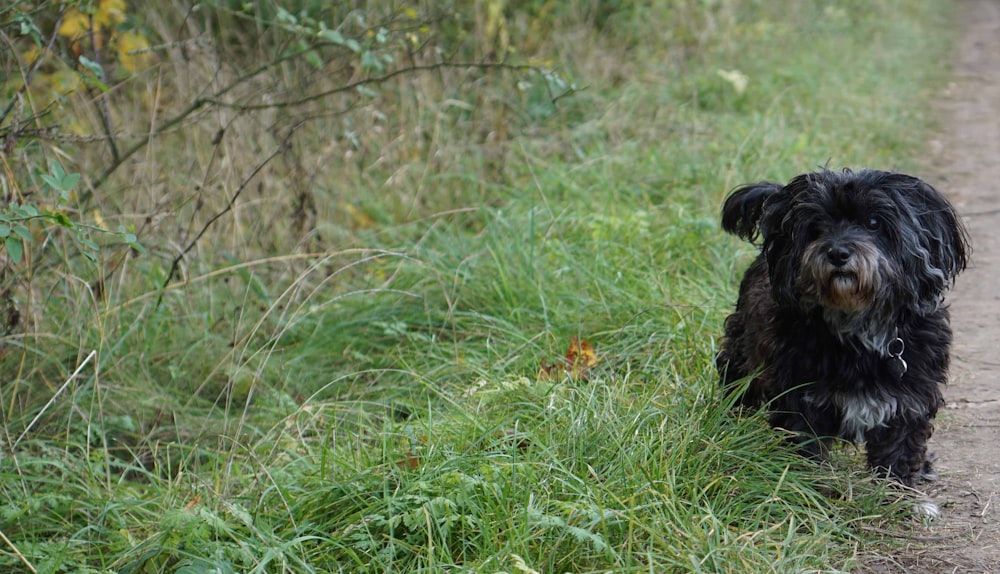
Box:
[833,392,899,442]
[806,390,904,442]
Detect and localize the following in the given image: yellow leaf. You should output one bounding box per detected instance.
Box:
[118,31,151,73]
[342,202,375,229]
[48,69,84,95]
[96,0,128,28]
[58,10,91,40]
[565,337,599,368]
[92,210,107,230]
[23,46,44,66]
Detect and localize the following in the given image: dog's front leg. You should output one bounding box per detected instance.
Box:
[863,415,935,487]
[768,394,838,460]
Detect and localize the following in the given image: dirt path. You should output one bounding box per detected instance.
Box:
[863,0,1000,571]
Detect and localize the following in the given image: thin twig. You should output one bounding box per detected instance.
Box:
[0,9,65,127]
[12,350,97,449]
[199,61,543,111]
[86,13,120,163]
[87,59,549,195]
[86,43,340,194]
[0,528,36,574]
[154,126,298,309]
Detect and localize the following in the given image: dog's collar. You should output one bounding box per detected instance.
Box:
[886,331,908,379]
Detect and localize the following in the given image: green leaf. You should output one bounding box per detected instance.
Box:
[356,85,380,98]
[276,7,297,25]
[318,28,346,45]
[361,51,383,72]
[304,50,322,68]
[80,237,100,253]
[78,56,104,80]
[77,57,109,92]
[49,212,75,228]
[42,173,80,192]
[61,173,80,191]
[5,238,23,264]
[13,204,38,218]
[15,14,43,46]
[40,161,80,192]
[13,225,32,241]
[40,174,60,191]
[49,160,66,180]
[124,233,147,255]
[0,224,10,238]
[293,39,323,69]
[83,76,110,93]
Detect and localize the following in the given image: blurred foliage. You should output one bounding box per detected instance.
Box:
[0,0,576,316]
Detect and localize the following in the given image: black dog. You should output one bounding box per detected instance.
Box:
[716,168,969,493]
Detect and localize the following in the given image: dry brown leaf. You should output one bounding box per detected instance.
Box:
[538,337,601,381]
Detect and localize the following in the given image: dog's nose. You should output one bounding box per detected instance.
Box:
[827,245,852,267]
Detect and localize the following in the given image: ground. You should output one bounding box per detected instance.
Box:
[863,0,1000,571]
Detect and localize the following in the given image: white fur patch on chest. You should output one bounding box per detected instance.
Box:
[832,392,899,442]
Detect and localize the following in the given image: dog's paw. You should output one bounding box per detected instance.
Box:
[919,453,939,482]
[912,499,940,520]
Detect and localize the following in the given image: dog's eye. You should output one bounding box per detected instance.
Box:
[864,217,880,231]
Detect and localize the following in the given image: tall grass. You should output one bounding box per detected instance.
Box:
[0,0,952,571]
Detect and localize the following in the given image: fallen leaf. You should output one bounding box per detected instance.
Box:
[538,337,601,381]
[565,337,599,368]
[395,452,420,470]
[537,358,559,381]
[184,494,202,509]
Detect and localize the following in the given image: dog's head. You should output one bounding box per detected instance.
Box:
[722,169,969,327]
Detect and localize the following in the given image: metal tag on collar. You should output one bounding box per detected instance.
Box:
[886,334,907,379]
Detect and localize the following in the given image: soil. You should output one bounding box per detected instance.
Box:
[860,0,1000,571]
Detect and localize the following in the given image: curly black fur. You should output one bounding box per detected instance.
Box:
[717,168,970,487]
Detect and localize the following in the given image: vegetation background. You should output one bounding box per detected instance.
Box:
[0,0,953,571]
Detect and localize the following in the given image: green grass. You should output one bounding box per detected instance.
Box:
[0,0,954,571]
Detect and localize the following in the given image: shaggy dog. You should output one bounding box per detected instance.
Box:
[716,168,969,496]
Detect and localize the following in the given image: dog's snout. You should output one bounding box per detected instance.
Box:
[827,245,852,267]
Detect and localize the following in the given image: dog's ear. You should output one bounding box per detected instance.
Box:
[722,181,799,305]
[721,182,785,243]
[881,174,971,308]
[910,179,970,282]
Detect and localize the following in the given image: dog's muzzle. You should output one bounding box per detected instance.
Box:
[800,239,884,312]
